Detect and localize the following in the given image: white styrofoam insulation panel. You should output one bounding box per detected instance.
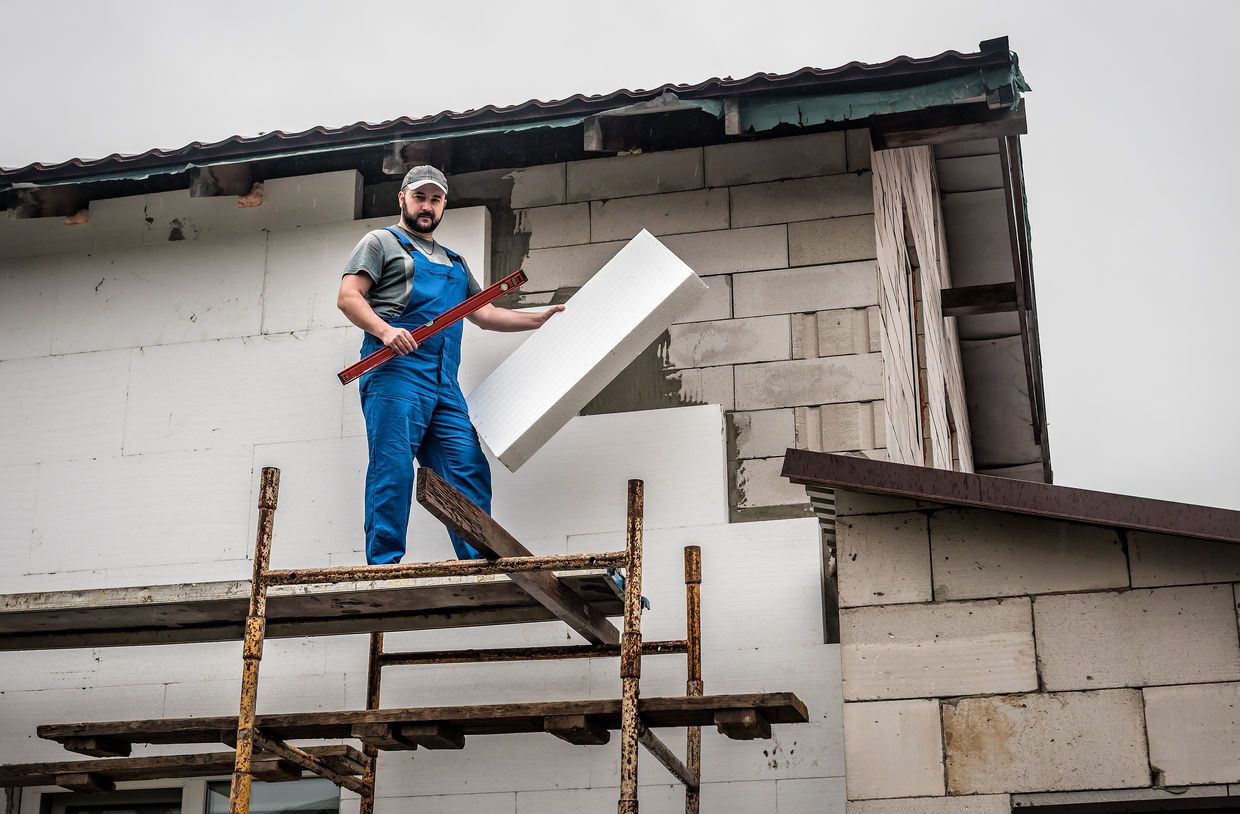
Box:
[468,229,707,471]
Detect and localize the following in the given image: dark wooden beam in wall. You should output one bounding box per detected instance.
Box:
[189,164,254,197]
[382,140,456,175]
[940,282,1019,317]
[873,102,1027,150]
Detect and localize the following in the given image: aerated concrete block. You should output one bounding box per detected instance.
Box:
[795,402,883,453]
[705,132,847,187]
[836,513,932,607]
[1033,585,1240,691]
[789,215,877,266]
[732,173,873,228]
[793,308,880,358]
[567,147,703,202]
[590,188,729,241]
[521,240,625,291]
[674,274,732,323]
[733,261,878,318]
[736,456,809,508]
[508,163,566,208]
[840,598,1037,700]
[930,509,1128,600]
[734,353,884,410]
[848,796,1011,814]
[469,230,706,470]
[670,365,735,409]
[843,699,944,799]
[667,314,790,368]
[1129,531,1240,587]
[733,409,796,459]
[1145,682,1240,785]
[515,202,590,248]
[662,225,788,276]
[943,690,1148,794]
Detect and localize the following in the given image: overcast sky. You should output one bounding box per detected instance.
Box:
[3,1,1237,510]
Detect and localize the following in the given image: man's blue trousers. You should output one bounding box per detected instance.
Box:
[361,367,491,564]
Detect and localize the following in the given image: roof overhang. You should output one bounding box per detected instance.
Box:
[782,450,1240,545]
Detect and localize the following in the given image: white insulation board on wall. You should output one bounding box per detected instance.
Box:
[469,229,707,471]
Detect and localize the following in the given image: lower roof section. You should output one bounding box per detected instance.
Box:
[781,450,1240,544]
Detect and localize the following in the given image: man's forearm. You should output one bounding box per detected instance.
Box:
[470,304,563,332]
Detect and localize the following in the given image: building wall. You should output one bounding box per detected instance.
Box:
[832,489,1240,811]
[0,164,847,812]
[454,130,893,520]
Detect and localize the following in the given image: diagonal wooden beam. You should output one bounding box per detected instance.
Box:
[416,468,621,645]
[638,726,698,791]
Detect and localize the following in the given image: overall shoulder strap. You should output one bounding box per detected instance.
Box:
[383,226,418,258]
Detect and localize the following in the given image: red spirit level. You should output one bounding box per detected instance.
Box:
[337,269,529,385]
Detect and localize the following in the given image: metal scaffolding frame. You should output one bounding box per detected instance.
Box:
[3,465,809,813]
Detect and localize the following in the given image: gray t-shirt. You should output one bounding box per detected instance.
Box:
[342,227,481,319]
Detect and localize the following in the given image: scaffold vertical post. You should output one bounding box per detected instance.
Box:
[359,631,384,814]
[684,545,703,814]
[617,479,644,814]
[229,467,281,814]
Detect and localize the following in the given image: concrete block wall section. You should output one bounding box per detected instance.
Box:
[829,493,1240,803]
[0,163,847,810]
[497,130,885,517]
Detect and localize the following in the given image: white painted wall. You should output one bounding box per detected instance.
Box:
[0,169,842,814]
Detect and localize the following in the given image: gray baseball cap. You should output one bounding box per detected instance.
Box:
[401,165,448,194]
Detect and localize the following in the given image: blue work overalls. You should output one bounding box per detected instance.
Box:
[359,228,491,564]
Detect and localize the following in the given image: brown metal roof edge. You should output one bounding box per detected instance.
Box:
[0,37,1015,186]
[781,449,1240,544]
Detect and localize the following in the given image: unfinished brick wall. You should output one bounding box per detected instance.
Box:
[454,131,894,520]
[831,489,1240,812]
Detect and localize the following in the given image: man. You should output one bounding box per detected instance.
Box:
[337,165,563,565]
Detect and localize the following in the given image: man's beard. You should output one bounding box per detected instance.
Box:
[401,203,441,235]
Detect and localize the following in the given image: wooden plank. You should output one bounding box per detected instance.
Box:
[416,467,622,645]
[54,773,114,793]
[61,737,129,758]
[544,715,610,745]
[397,724,464,750]
[351,724,415,751]
[940,282,1019,317]
[0,572,622,651]
[714,709,771,740]
[250,759,302,783]
[39,693,808,749]
[0,746,366,788]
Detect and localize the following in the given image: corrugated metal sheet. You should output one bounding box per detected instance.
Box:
[1,37,1017,187]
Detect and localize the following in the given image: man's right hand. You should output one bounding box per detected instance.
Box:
[379,325,419,355]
